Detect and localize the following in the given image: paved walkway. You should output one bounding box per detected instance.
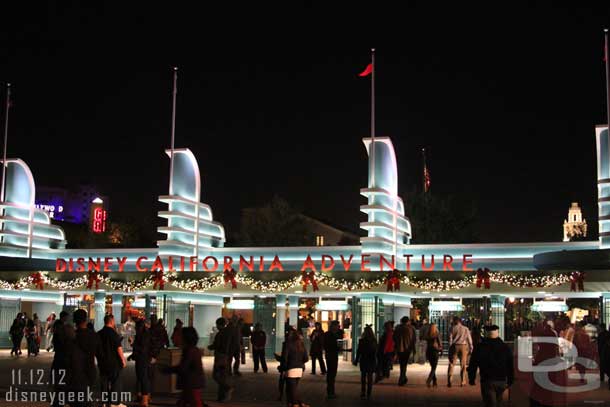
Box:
[0,350,609,406]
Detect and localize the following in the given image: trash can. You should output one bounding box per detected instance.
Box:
[153,347,182,393]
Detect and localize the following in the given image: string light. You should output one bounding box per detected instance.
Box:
[0,271,575,293]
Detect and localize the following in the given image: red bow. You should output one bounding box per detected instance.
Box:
[570,271,585,292]
[386,269,401,292]
[476,268,491,289]
[30,272,44,290]
[153,270,165,290]
[87,271,101,290]
[224,268,237,289]
[301,271,319,292]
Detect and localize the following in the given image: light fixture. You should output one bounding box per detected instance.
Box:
[421,291,430,294]
[295,290,302,294]
[508,297,515,303]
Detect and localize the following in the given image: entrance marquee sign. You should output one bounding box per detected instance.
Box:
[54,254,475,273]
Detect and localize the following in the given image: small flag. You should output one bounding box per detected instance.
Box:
[424,165,431,193]
[359,63,373,77]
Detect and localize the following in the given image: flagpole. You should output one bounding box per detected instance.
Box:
[604,28,610,140]
[169,67,178,195]
[1,83,11,203]
[370,48,376,188]
[422,148,427,193]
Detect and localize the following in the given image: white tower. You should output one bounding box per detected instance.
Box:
[563,202,587,241]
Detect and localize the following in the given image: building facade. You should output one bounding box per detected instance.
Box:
[0,129,608,357]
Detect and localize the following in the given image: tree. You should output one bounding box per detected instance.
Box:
[404,189,478,244]
[236,195,316,246]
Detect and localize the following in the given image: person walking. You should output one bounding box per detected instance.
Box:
[323,320,343,399]
[226,316,243,376]
[25,318,39,356]
[9,315,23,356]
[45,313,56,351]
[447,316,473,387]
[393,316,416,386]
[208,317,235,403]
[280,327,310,407]
[50,311,71,407]
[98,314,127,407]
[353,325,377,400]
[425,323,442,387]
[171,318,183,348]
[309,322,326,375]
[597,324,610,383]
[163,327,206,407]
[69,309,103,407]
[131,319,153,407]
[468,325,514,407]
[376,321,395,382]
[251,322,268,373]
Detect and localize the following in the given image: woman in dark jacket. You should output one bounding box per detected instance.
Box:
[425,323,442,387]
[375,321,395,382]
[130,319,153,407]
[163,327,205,407]
[10,316,23,356]
[309,322,326,375]
[354,325,377,400]
[280,329,310,407]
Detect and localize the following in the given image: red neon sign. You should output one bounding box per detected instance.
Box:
[92,207,107,233]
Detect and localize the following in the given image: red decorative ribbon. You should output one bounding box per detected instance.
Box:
[476,268,491,289]
[153,270,165,290]
[570,271,585,292]
[301,271,319,292]
[30,272,44,290]
[87,271,101,290]
[224,268,237,289]
[386,269,401,292]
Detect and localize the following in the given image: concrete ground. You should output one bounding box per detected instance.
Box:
[0,350,609,406]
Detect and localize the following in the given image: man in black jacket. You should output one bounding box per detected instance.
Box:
[323,320,343,399]
[468,325,514,407]
[208,317,236,402]
[70,309,103,407]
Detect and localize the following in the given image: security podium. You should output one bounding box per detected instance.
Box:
[153,347,182,394]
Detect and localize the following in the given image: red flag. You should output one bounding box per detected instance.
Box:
[359,63,373,77]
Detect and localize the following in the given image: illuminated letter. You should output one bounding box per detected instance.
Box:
[259,256,265,272]
[76,258,85,272]
[56,258,66,272]
[443,255,454,271]
[151,256,164,272]
[189,256,198,272]
[136,256,148,272]
[321,255,335,272]
[167,256,175,271]
[117,257,127,272]
[179,256,185,271]
[379,255,395,271]
[239,256,254,272]
[269,255,284,272]
[421,255,435,272]
[68,258,74,272]
[340,255,353,271]
[203,256,219,272]
[301,255,317,272]
[88,257,101,272]
[104,257,113,272]
[462,254,474,272]
[361,254,371,272]
[403,254,413,272]
[223,256,233,272]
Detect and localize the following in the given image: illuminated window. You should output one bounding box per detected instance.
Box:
[316,235,325,246]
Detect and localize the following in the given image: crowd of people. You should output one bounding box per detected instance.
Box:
[9,308,610,407]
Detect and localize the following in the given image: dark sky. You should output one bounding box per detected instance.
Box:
[1,3,609,243]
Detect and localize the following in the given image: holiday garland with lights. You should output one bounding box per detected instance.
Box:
[0,270,575,293]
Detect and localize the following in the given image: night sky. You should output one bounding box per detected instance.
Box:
[1,3,609,244]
